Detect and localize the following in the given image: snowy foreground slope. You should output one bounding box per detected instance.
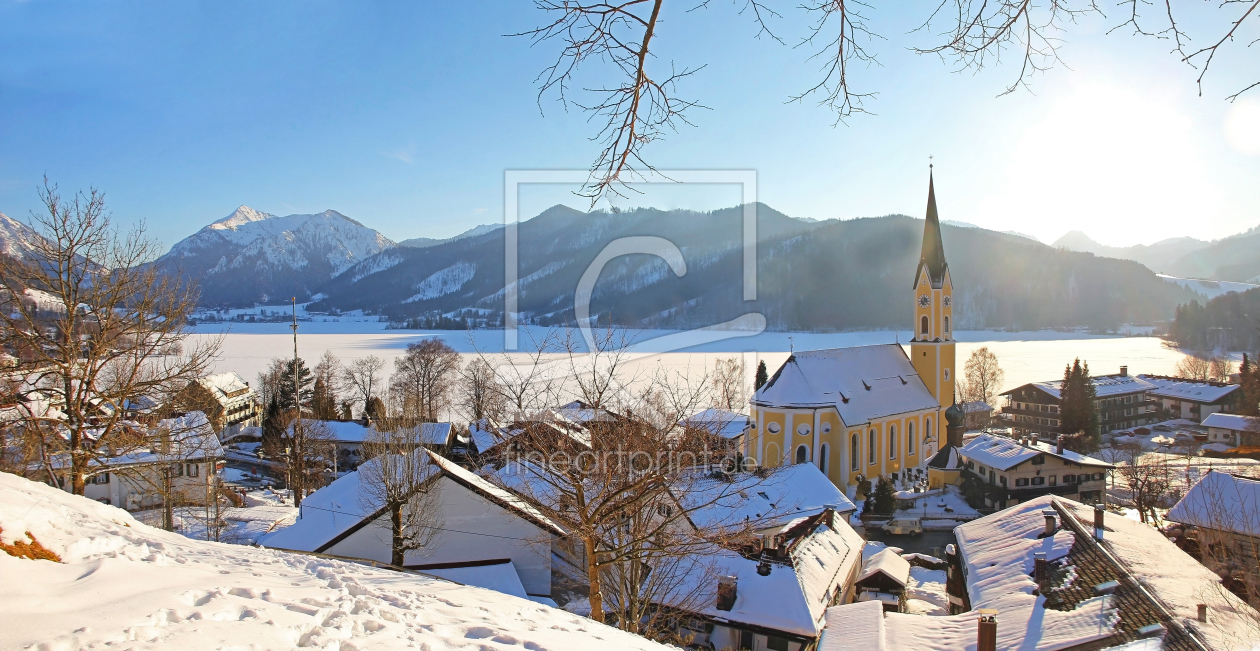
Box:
[0,473,669,650]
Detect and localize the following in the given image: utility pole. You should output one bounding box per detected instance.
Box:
[291,297,304,509]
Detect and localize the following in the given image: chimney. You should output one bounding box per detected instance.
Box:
[1042,509,1057,537]
[1033,551,1048,587]
[1056,435,1065,455]
[977,610,998,651]
[1120,366,1128,377]
[1094,504,1105,541]
[1197,603,1208,623]
[716,576,737,611]
[1031,434,1039,446]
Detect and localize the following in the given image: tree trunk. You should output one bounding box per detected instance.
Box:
[584,535,604,623]
[391,503,405,567]
[162,466,174,531]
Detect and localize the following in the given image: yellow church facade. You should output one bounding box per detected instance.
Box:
[745,171,957,494]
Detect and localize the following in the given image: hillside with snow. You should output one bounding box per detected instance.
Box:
[0,472,670,650]
[155,206,394,306]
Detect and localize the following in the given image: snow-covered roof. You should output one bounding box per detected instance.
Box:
[50,411,224,470]
[1138,374,1239,403]
[294,420,453,446]
[1167,470,1260,537]
[681,463,858,531]
[752,345,939,426]
[0,472,674,651]
[419,560,528,599]
[926,445,960,470]
[555,400,617,424]
[676,517,865,638]
[468,419,503,453]
[1200,412,1260,433]
[1007,373,1157,400]
[260,448,564,552]
[683,408,752,439]
[856,548,910,587]
[959,433,1113,472]
[197,371,254,402]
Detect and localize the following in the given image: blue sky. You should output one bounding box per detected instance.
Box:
[1,1,1257,250]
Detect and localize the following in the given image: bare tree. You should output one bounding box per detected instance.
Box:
[521,1,1259,202]
[256,358,287,408]
[390,339,461,423]
[963,346,1005,407]
[711,356,747,412]
[459,357,507,423]
[473,327,561,419]
[0,179,220,496]
[343,355,385,417]
[1177,352,1214,381]
[360,426,445,567]
[1212,354,1237,382]
[564,324,640,409]
[1120,453,1172,523]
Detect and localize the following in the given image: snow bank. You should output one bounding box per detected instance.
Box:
[0,472,669,650]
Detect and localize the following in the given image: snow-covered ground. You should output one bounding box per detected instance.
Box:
[1158,274,1260,300]
[133,488,298,545]
[0,472,673,651]
[890,486,980,528]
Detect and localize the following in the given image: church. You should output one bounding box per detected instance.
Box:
[746,170,959,495]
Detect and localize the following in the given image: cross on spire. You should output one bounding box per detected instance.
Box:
[929,154,934,169]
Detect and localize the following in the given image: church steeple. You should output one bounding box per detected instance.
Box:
[915,169,948,288]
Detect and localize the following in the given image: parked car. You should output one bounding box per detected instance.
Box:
[885,518,924,535]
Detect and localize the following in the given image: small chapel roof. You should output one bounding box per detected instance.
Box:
[752,344,939,427]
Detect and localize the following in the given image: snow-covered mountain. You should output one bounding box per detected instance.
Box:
[156,206,395,306]
[0,212,45,259]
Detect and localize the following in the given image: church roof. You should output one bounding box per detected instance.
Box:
[751,344,939,427]
[914,171,949,289]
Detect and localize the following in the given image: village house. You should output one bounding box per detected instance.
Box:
[1139,374,1241,422]
[748,171,955,496]
[1167,470,1260,599]
[293,418,455,471]
[259,448,569,603]
[958,433,1114,508]
[1001,366,1158,435]
[1198,413,1260,448]
[818,495,1260,650]
[853,547,912,613]
[175,372,260,437]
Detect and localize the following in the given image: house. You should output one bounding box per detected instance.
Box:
[854,548,911,612]
[294,419,455,471]
[748,171,955,497]
[69,411,224,510]
[1140,374,1241,422]
[818,495,1260,650]
[178,372,259,437]
[958,400,992,430]
[259,448,568,602]
[1001,366,1157,435]
[958,433,1114,508]
[1199,413,1260,448]
[1167,470,1260,597]
[682,408,753,451]
[668,463,864,651]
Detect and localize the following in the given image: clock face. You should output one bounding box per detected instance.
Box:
[942,295,951,307]
[918,294,931,308]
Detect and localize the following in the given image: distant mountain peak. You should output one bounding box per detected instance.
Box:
[210,206,277,231]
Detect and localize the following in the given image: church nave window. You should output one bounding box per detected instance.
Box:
[851,435,859,471]
[819,444,829,474]
[868,429,877,465]
[907,421,916,455]
[795,445,809,465]
[889,425,898,460]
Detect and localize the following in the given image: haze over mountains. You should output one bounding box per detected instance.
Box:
[5,202,1257,331]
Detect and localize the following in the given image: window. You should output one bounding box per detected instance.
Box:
[1000,476,1008,487]
[889,425,898,459]
[795,445,809,464]
[869,430,877,465]
[1092,472,1103,481]
[819,444,829,474]
[1016,477,1029,487]
[851,434,860,471]
[1064,474,1077,484]
[1049,475,1057,486]
[926,418,933,443]
[907,422,916,455]
[1079,474,1091,483]
[1031,455,1045,465]
[1031,476,1045,486]
[944,315,950,334]
[921,315,930,336]
[187,463,199,477]
[767,422,781,434]
[767,636,790,651]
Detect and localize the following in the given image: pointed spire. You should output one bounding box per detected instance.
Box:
[917,166,948,287]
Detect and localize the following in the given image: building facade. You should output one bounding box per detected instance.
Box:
[746,171,952,494]
[1001,367,1157,435]
[1138,374,1241,422]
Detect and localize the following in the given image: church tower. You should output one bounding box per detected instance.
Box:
[910,168,956,409]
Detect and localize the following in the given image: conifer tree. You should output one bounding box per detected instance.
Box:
[277,358,314,412]
[261,394,284,453]
[754,360,768,391]
[311,376,339,420]
[1058,358,1100,452]
[871,475,897,514]
[1240,354,1260,417]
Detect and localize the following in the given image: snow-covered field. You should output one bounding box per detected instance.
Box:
[192,325,1204,398]
[133,489,298,545]
[0,472,670,651]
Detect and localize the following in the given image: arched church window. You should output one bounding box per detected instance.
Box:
[908,421,916,455]
[926,418,933,443]
[819,444,829,474]
[889,425,898,459]
[920,315,929,336]
[851,435,859,471]
[868,429,877,465]
[944,315,950,334]
[795,445,809,465]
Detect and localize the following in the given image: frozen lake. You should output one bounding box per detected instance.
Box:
[190,323,1203,397]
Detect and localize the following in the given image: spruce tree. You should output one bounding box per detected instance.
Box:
[1058,358,1100,452]
[277,358,314,412]
[754,360,769,391]
[1240,354,1260,416]
[872,475,897,514]
[365,395,387,420]
[311,376,338,420]
[261,394,284,453]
